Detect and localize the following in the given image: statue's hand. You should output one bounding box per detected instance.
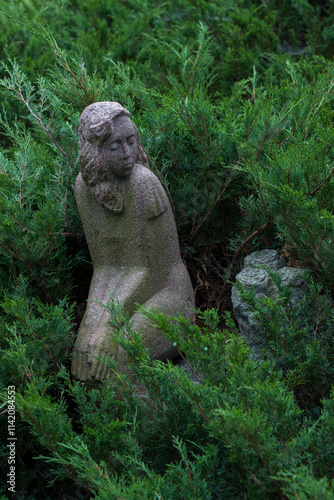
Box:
[72,304,118,381]
[72,330,117,381]
[88,331,118,380]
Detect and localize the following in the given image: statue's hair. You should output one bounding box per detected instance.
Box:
[78,101,148,186]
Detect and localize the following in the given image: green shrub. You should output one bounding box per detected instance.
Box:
[1,298,333,498]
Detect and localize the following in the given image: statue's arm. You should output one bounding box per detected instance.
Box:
[135,168,185,289]
[110,267,151,315]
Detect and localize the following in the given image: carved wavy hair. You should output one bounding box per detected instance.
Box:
[78,101,148,187]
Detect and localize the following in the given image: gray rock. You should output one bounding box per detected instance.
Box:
[278,267,309,302]
[71,102,194,384]
[244,249,286,271]
[231,249,309,356]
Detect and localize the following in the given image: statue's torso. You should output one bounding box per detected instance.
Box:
[76,172,142,269]
[75,165,187,296]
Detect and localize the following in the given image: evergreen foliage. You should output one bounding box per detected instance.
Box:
[1,0,334,497]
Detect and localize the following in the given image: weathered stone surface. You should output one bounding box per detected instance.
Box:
[243,249,286,271]
[231,249,309,355]
[71,102,194,384]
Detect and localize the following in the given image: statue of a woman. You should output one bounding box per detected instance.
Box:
[71,102,194,383]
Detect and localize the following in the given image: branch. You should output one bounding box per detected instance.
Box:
[278,72,332,149]
[309,164,334,196]
[232,220,271,267]
[14,75,75,169]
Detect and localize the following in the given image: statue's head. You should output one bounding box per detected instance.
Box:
[78,102,148,186]
[77,102,148,213]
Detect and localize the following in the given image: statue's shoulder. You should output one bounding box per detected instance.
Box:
[132,164,168,219]
[132,163,160,184]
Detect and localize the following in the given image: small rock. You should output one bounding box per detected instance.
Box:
[231,249,310,356]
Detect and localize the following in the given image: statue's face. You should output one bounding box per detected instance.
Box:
[101,116,137,179]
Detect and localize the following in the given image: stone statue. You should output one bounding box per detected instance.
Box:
[71,102,194,383]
